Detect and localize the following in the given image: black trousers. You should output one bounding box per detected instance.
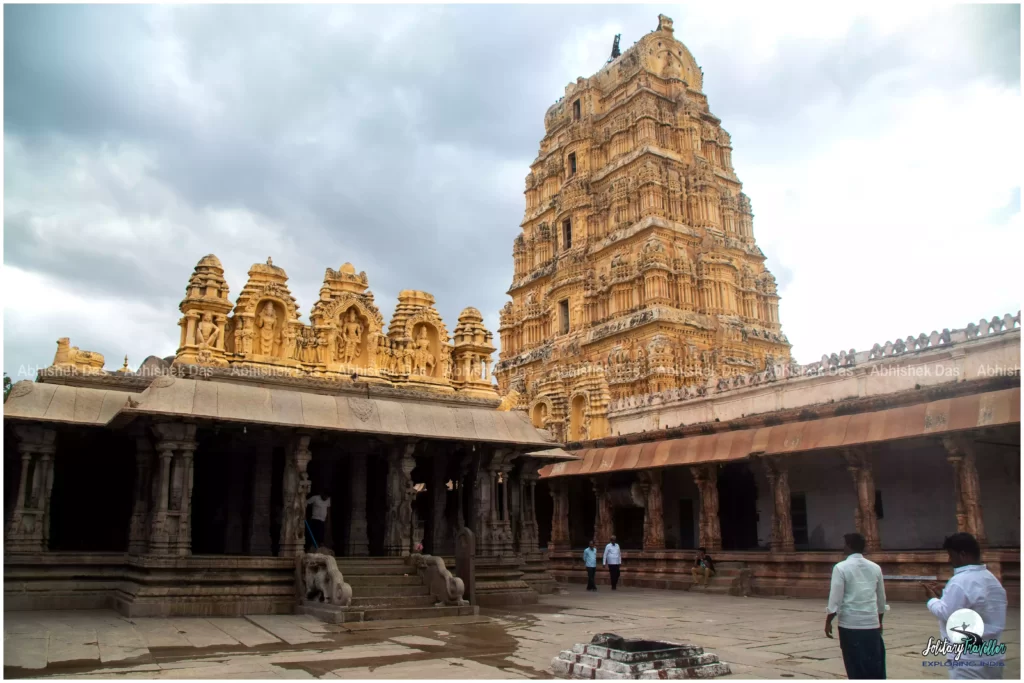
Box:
[307,519,325,548]
[838,627,886,679]
[608,564,621,590]
[586,567,597,590]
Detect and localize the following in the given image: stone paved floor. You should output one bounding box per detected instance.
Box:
[4,585,1020,679]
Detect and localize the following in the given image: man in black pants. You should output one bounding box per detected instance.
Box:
[583,540,598,591]
[603,536,622,590]
[825,533,887,679]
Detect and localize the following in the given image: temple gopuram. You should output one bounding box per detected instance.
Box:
[495,14,790,442]
[4,255,571,618]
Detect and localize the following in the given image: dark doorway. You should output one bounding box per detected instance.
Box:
[49,430,134,552]
[613,507,644,550]
[536,480,553,549]
[791,493,809,548]
[717,463,759,550]
[678,498,696,549]
[366,451,387,556]
[568,478,595,548]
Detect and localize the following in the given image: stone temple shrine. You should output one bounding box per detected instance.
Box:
[4,256,570,617]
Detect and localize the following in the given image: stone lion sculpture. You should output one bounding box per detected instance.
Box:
[298,551,352,607]
[409,553,467,606]
[497,389,522,412]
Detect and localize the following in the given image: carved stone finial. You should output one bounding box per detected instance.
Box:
[610,34,621,61]
[657,14,674,34]
[117,354,130,373]
[267,257,273,266]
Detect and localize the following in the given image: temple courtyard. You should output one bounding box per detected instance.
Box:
[4,585,1019,680]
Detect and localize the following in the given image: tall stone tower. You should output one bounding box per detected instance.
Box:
[494,15,790,442]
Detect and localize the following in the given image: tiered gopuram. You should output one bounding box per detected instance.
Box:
[167,254,498,396]
[495,15,790,441]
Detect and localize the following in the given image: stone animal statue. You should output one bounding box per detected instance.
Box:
[298,552,352,607]
[496,389,521,412]
[53,337,105,371]
[409,553,467,606]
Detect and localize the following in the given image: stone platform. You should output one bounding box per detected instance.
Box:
[552,634,731,679]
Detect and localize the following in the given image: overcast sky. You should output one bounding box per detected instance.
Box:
[4,4,1021,380]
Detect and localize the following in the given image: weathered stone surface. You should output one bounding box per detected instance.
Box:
[552,633,730,679]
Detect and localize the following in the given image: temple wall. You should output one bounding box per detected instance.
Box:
[609,331,1020,435]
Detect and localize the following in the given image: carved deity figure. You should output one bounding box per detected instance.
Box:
[315,329,329,365]
[339,309,364,365]
[257,302,278,356]
[411,326,436,376]
[196,312,221,348]
[281,324,297,360]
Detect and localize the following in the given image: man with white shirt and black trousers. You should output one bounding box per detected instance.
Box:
[603,536,622,590]
[923,532,1007,679]
[306,488,331,550]
[826,532,887,679]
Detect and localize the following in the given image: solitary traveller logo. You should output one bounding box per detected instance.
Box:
[921,609,1007,662]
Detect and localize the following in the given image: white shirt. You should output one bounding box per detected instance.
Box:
[927,564,1006,662]
[827,553,887,629]
[306,495,331,521]
[603,543,621,565]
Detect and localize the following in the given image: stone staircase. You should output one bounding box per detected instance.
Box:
[302,557,475,623]
[688,561,752,596]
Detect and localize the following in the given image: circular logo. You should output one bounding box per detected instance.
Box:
[946,608,984,646]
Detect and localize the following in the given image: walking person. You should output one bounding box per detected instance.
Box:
[305,488,331,550]
[691,547,716,588]
[583,540,598,591]
[922,533,1007,679]
[603,535,622,590]
[825,532,887,679]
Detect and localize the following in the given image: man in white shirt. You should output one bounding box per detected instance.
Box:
[825,532,887,679]
[306,489,331,550]
[923,533,1007,679]
[603,536,622,590]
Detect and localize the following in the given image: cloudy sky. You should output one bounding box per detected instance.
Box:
[4,3,1020,379]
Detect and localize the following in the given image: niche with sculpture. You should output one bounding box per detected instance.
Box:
[254,299,287,357]
[335,306,370,368]
[409,323,440,379]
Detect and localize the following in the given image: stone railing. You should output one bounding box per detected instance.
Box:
[609,311,1021,413]
[408,553,467,606]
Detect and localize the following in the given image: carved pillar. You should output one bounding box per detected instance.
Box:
[430,453,451,555]
[691,464,721,552]
[549,480,570,551]
[843,449,881,552]
[247,445,273,556]
[279,434,312,558]
[942,437,987,547]
[128,436,154,555]
[517,461,541,554]
[385,442,416,556]
[638,469,665,551]
[223,452,246,554]
[591,477,614,546]
[478,449,515,557]
[5,426,57,553]
[148,422,198,556]
[347,452,369,556]
[762,456,795,553]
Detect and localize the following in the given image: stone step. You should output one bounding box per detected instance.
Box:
[354,584,432,597]
[335,564,412,576]
[333,557,408,566]
[361,604,474,621]
[345,574,424,587]
[350,594,437,609]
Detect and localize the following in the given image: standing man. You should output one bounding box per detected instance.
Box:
[825,532,887,679]
[583,540,598,591]
[306,488,331,550]
[923,533,1007,679]
[603,535,622,590]
[691,547,716,588]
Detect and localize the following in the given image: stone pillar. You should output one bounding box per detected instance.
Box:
[430,453,451,555]
[279,434,312,558]
[128,436,154,555]
[762,456,795,553]
[347,452,369,556]
[591,477,614,546]
[224,453,246,554]
[477,449,515,557]
[638,469,665,551]
[517,461,541,554]
[691,464,722,552]
[942,437,987,546]
[148,422,198,556]
[247,445,273,556]
[385,442,416,556]
[549,480,570,551]
[5,426,57,553]
[843,448,881,552]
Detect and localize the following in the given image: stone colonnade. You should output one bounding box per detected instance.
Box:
[4,420,549,563]
[547,438,991,552]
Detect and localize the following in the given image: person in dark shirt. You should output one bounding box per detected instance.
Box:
[692,547,716,588]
